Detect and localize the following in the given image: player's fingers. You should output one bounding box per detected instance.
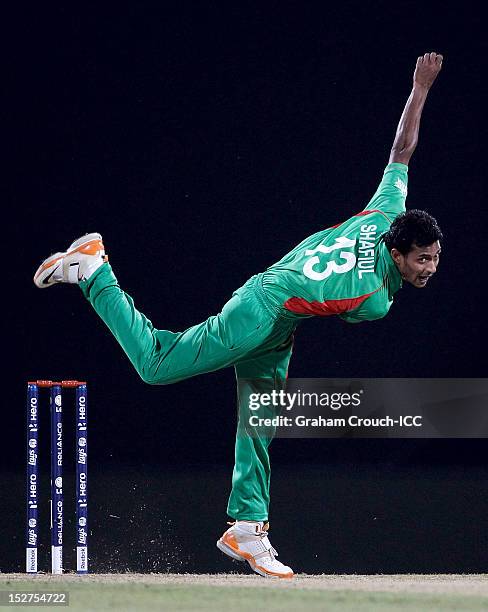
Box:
[417,56,423,65]
[424,52,430,62]
[435,53,443,65]
[430,51,437,62]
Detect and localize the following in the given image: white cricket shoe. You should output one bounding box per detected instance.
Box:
[217,521,294,579]
[33,233,107,289]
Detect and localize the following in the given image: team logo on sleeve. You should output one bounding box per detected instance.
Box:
[394,178,408,197]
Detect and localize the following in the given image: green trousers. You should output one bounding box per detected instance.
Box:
[81,263,298,521]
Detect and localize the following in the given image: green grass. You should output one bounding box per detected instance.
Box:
[1,579,488,612]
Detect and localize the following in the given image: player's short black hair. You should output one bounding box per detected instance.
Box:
[383,209,443,255]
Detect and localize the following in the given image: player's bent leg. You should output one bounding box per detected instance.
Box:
[80,263,284,385]
[217,520,294,579]
[34,234,283,385]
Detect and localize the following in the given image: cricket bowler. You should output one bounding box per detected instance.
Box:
[33,52,443,578]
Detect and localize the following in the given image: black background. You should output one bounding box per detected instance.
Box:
[3,2,487,574]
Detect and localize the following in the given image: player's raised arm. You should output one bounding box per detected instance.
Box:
[389,52,443,165]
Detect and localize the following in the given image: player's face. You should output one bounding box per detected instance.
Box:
[392,241,441,288]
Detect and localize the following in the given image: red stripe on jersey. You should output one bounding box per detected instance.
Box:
[284,290,378,316]
[327,208,391,229]
[354,209,391,221]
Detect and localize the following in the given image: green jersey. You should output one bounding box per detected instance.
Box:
[263,163,408,322]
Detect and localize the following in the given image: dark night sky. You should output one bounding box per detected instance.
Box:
[5,2,488,471]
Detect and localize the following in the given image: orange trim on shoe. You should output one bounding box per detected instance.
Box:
[221,533,294,579]
[36,255,64,275]
[70,239,104,256]
[222,533,242,554]
[253,562,294,579]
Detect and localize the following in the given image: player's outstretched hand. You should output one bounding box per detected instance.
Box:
[413,52,443,89]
